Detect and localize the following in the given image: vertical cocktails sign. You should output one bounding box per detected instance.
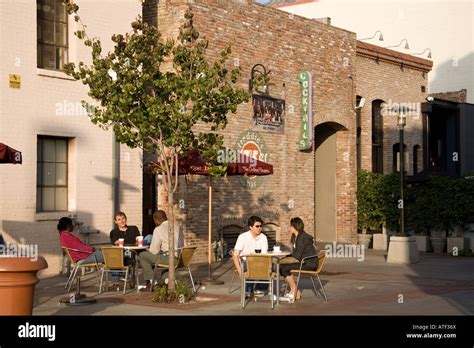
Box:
[298,71,313,151]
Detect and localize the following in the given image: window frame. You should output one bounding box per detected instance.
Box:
[37,136,69,212]
[37,0,69,71]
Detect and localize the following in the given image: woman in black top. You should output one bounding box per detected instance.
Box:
[280,217,318,302]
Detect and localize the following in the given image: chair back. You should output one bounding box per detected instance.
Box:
[62,248,75,265]
[245,255,273,279]
[315,250,326,274]
[176,247,196,268]
[101,247,125,269]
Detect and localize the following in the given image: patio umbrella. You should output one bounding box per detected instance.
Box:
[0,143,22,164]
[178,149,273,283]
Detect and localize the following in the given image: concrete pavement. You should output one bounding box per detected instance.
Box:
[32,250,474,315]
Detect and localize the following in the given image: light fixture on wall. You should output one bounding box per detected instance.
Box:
[249,64,271,94]
[385,38,410,50]
[359,30,384,41]
[412,48,432,59]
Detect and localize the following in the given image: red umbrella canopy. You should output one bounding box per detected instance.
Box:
[0,143,22,164]
[178,149,273,176]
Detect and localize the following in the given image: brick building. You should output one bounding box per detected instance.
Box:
[0,0,434,273]
[145,0,432,262]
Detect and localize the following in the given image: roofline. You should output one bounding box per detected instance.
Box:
[272,0,319,9]
[357,41,433,72]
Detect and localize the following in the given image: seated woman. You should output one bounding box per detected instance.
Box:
[280,217,318,302]
[58,217,104,264]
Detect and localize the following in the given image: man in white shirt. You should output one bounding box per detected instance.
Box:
[138,210,184,288]
[232,216,268,296]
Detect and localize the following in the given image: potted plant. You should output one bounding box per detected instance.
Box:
[407,182,432,252]
[356,171,385,249]
[447,177,474,254]
[428,176,452,253]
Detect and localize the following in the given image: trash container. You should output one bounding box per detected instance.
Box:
[0,256,48,315]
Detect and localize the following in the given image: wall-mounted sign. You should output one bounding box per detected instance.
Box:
[235,130,270,189]
[251,94,285,133]
[298,71,313,151]
[9,74,21,89]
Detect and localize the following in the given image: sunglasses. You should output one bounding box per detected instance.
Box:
[254,225,263,228]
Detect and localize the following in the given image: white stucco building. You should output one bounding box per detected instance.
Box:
[0,0,144,275]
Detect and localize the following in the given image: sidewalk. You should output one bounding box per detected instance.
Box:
[32,250,474,315]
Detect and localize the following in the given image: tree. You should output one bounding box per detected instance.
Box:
[62,1,249,291]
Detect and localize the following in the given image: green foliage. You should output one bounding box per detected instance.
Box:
[62,4,249,170]
[357,170,474,237]
[356,171,385,233]
[152,280,195,303]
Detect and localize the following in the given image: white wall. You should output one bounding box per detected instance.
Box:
[0,0,143,274]
[274,0,474,102]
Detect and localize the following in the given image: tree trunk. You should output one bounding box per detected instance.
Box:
[166,177,176,291]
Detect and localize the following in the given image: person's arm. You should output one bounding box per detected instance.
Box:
[291,234,308,261]
[262,235,268,253]
[232,250,243,275]
[63,233,93,253]
[233,235,244,275]
[149,226,162,255]
[110,230,119,245]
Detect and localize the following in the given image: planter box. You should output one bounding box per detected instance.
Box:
[447,237,470,254]
[372,233,388,250]
[357,234,372,249]
[414,236,432,252]
[430,237,447,253]
[0,256,48,315]
[387,236,419,264]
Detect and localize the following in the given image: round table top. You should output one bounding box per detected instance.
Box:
[107,245,149,250]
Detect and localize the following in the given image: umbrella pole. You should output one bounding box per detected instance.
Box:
[201,177,224,286]
[208,184,212,278]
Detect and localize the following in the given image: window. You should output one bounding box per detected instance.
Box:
[413,145,421,175]
[356,95,362,172]
[37,137,68,211]
[392,143,408,173]
[372,100,384,173]
[37,0,68,70]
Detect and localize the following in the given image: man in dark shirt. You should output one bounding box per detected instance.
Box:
[110,212,140,246]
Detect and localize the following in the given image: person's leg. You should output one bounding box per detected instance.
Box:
[138,251,159,281]
[285,275,297,295]
[80,250,104,264]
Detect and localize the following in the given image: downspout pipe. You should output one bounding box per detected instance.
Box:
[112,135,120,229]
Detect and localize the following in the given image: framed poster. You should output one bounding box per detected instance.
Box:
[251,94,285,133]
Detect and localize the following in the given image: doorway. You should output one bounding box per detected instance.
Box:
[314,123,338,242]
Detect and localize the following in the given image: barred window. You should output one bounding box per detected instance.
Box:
[37,0,68,70]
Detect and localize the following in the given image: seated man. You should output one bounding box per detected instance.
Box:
[232,216,268,297]
[110,212,140,246]
[138,210,185,289]
[58,217,104,264]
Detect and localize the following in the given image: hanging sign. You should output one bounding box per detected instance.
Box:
[298,71,313,151]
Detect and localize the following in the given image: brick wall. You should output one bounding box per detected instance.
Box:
[154,0,358,262]
[355,41,432,175]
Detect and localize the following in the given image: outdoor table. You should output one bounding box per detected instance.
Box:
[109,245,149,292]
[244,251,291,305]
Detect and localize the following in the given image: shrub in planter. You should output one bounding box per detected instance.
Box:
[152,280,195,304]
[357,171,385,237]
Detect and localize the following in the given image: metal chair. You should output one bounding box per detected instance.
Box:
[62,247,101,292]
[287,251,328,301]
[240,255,276,309]
[228,250,240,294]
[150,246,197,292]
[99,247,131,295]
